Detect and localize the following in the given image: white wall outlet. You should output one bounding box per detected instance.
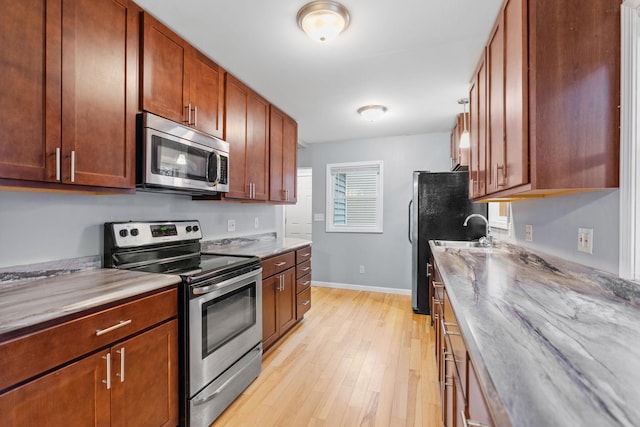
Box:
[525,225,533,242]
[227,219,236,232]
[359,265,365,274]
[254,217,259,229]
[578,227,594,254]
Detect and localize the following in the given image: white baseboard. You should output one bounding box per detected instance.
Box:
[312,280,411,296]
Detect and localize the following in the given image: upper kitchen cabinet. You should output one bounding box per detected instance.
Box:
[141,13,225,139]
[0,0,138,190]
[469,55,488,199]
[470,0,620,201]
[224,74,269,201]
[269,105,297,203]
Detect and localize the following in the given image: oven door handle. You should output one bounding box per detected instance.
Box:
[192,268,263,296]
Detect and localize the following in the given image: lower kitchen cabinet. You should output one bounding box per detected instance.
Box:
[431,256,494,427]
[0,289,179,427]
[262,263,296,351]
[261,246,312,352]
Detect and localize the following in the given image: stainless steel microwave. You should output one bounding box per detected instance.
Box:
[137,112,229,195]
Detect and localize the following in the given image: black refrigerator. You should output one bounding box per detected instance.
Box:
[409,170,487,314]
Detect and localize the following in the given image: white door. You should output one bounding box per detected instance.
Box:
[285,168,312,240]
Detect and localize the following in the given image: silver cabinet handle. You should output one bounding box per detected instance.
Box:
[301,300,310,306]
[185,103,191,124]
[102,353,111,389]
[55,148,61,181]
[280,275,285,291]
[70,151,75,182]
[116,347,125,382]
[95,319,132,336]
[302,267,310,272]
[252,183,256,199]
[274,262,287,267]
[301,253,311,258]
[301,281,310,286]
[441,319,461,337]
[461,412,489,427]
[192,105,198,126]
[433,281,444,288]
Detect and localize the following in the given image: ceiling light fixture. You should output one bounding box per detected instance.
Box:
[458,98,470,149]
[357,105,388,122]
[297,1,350,43]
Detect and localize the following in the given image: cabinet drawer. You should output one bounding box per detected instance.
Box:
[296,260,311,279]
[295,246,311,263]
[296,287,311,320]
[262,251,295,278]
[0,288,177,392]
[296,273,312,294]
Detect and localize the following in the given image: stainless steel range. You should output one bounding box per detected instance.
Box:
[103,220,262,427]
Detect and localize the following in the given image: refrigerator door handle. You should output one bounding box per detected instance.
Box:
[408,200,413,243]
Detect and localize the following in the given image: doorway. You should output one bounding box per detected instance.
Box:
[285,168,312,240]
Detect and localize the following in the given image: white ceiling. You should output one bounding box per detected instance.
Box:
[134,0,503,144]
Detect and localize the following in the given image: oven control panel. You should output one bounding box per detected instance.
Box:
[106,220,202,248]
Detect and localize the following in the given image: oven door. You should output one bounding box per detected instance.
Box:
[188,268,262,397]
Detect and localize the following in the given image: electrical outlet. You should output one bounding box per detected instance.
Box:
[359,265,365,274]
[254,217,259,229]
[578,228,593,254]
[525,225,533,242]
[227,219,236,232]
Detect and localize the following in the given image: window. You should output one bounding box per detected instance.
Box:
[620,0,640,280]
[488,202,510,230]
[325,161,383,233]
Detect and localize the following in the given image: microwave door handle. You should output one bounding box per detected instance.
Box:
[206,152,219,186]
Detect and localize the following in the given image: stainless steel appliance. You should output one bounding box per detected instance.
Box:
[137,112,230,195]
[409,171,487,314]
[104,220,262,427]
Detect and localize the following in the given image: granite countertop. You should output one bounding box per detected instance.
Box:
[201,233,311,259]
[430,241,640,427]
[0,269,181,339]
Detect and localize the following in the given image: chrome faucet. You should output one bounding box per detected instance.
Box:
[463,214,492,246]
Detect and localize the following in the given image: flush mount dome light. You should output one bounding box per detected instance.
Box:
[357,105,388,122]
[297,1,350,42]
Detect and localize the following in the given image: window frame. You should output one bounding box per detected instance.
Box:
[488,202,510,230]
[325,160,384,233]
[620,0,640,280]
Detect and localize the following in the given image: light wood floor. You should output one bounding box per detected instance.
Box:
[213,286,441,427]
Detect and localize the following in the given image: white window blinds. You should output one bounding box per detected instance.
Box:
[326,161,383,233]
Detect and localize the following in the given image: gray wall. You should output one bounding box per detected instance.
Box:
[306,133,451,290]
[501,190,619,274]
[0,190,281,268]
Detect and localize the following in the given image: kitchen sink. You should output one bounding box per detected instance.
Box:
[432,240,491,248]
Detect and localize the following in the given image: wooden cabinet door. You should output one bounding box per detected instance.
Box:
[503,0,528,190]
[0,351,111,426]
[189,50,225,139]
[61,0,137,189]
[467,358,494,426]
[261,275,278,349]
[224,74,268,201]
[0,0,61,183]
[278,268,297,335]
[246,91,270,201]
[487,16,504,195]
[269,106,297,203]
[111,320,178,427]
[469,56,488,198]
[141,12,188,125]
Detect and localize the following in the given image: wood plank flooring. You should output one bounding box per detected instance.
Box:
[213,286,441,427]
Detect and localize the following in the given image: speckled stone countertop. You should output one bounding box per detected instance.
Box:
[201,232,311,258]
[430,240,640,427]
[0,269,181,339]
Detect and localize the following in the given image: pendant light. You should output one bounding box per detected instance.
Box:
[297,1,351,42]
[458,98,470,149]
